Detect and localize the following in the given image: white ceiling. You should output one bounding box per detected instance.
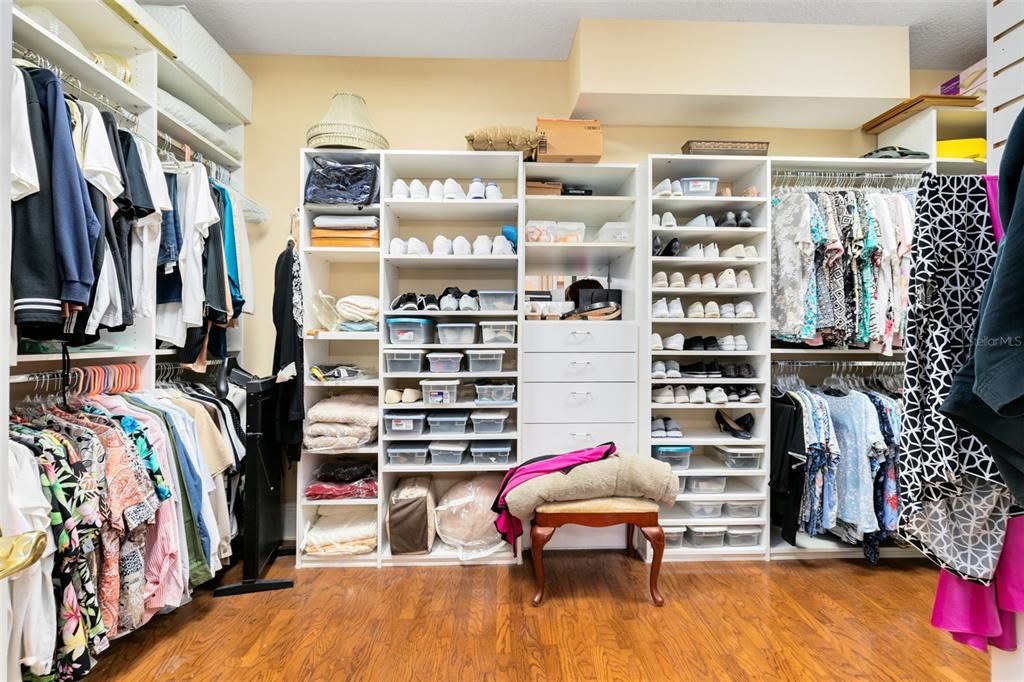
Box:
[143,0,986,70]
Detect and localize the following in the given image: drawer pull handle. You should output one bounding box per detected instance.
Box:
[568,331,593,338]
[570,432,592,439]
[569,391,592,398]
[569,361,592,367]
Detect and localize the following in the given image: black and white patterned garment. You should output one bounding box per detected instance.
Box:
[899,172,1013,583]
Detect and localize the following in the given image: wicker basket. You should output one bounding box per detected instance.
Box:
[681,140,769,156]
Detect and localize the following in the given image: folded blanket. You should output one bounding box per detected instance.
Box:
[307,392,379,426]
[303,507,377,555]
[311,228,380,240]
[311,237,380,248]
[313,215,380,228]
[305,422,376,439]
[337,295,380,322]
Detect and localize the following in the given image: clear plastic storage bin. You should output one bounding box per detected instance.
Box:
[466,349,505,373]
[686,476,727,494]
[555,221,586,243]
[712,445,762,469]
[663,529,685,549]
[429,441,467,465]
[685,526,726,548]
[679,177,719,197]
[479,321,517,344]
[420,379,459,404]
[596,221,632,243]
[724,501,762,518]
[387,443,428,466]
[653,445,692,469]
[426,352,463,373]
[427,411,469,434]
[525,220,556,243]
[726,527,763,547]
[436,323,476,345]
[384,349,425,373]
[383,411,426,435]
[475,383,516,404]
[470,410,509,434]
[680,500,723,518]
[387,317,434,344]
[478,290,516,311]
[470,441,513,465]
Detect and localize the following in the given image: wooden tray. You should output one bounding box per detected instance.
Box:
[861,95,981,135]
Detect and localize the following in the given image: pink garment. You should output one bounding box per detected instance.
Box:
[985,175,1005,244]
[932,516,1024,652]
[491,442,617,552]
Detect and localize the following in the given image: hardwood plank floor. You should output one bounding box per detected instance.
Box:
[94,553,987,681]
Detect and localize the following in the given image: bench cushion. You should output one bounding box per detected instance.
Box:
[536,497,659,515]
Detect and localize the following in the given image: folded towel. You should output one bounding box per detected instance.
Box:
[311,237,380,248]
[311,228,379,240]
[313,215,380,228]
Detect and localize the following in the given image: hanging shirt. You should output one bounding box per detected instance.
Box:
[131,139,173,320]
[771,192,815,336]
[9,65,39,201]
[228,187,256,314]
[820,391,885,538]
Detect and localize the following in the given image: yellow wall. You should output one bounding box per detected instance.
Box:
[235,52,900,375]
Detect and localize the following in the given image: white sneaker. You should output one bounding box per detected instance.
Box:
[459,293,480,311]
[652,271,669,287]
[706,215,717,227]
[722,244,746,259]
[652,385,675,403]
[668,298,685,318]
[735,300,756,318]
[707,387,728,405]
[734,334,749,351]
[671,180,684,197]
[702,273,717,289]
[652,361,667,379]
[653,178,672,197]
[392,178,411,199]
[741,389,762,404]
[473,235,493,255]
[407,237,429,255]
[687,274,703,289]
[492,235,514,255]
[669,272,686,289]
[687,301,706,318]
[389,237,408,255]
[661,212,677,228]
[384,388,402,404]
[690,386,707,404]
[651,333,664,350]
[737,269,754,289]
[440,292,459,311]
[432,235,453,255]
[665,361,681,378]
[664,333,685,351]
[705,301,721,318]
[727,387,740,402]
[685,214,710,227]
[720,335,737,351]
[704,242,720,259]
[652,298,670,318]
[452,236,472,255]
[485,181,503,200]
[720,303,736,318]
[674,385,690,403]
[717,269,737,289]
[684,243,704,258]
[429,180,444,201]
[468,177,486,200]
[410,179,429,199]
[744,245,758,258]
[401,388,422,403]
[652,213,661,227]
[444,178,466,200]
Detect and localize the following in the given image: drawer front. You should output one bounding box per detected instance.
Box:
[522,422,638,458]
[523,352,636,382]
[522,382,638,424]
[523,322,637,353]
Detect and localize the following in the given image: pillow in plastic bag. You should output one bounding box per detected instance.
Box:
[434,474,504,560]
[304,159,378,206]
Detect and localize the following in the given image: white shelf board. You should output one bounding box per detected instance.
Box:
[382,460,517,472]
[651,288,767,296]
[524,195,635,222]
[383,401,517,410]
[384,151,521,182]
[649,155,770,179]
[769,156,933,173]
[153,349,178,357]
[382,344,516,351]
[769,530,921,560]
[302,247,380,263]
[298,553,378,569]
[156,51,249,125]
[301,446,379,456]
[383,199,519,221]
[675,478,765,501]
[654,430,766,447]
[305,331,380,341]
[156,108,241,170]
[22,0,154,52]
[300,498,378,507]
[770,348,905,359]
[15,349,152,364]
[13,7,154,112]
[662,544,767,559]
[651,196,767,213]
[653,377,764,385]
[524,243,635,269]
[524,162,637,192]
[651,226,767,239]
[651,318,766,325]
[381,537,516,566]
[381,429,517,442]
[304,203,381,215]
[937,157,985,174]
[384,370,518,379]
[651,402,766,411]
[383,255,518,270]
[652,257,766,267]
[304,379,380,388]
[382,310,518,318]
[651,350,762,357]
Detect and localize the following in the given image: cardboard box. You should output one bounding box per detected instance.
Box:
[935,58,986,107]
[536,118,602,163]
[526,180,563,196]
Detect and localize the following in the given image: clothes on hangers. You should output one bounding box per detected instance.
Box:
[271,240,305,458]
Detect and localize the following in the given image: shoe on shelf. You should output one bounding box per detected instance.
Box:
[670,179,684,197]
[687,301,706,318]
[444,178,466,200]
[651,333,664,350]
[726,386,740,402]
[392,292,420,311]
[739,363,755,379]
[459,291,480,311]
[486,181,504,201]
[704,336,721,351]
[743,245,758,258]
[734,334,749,351]
[705,301,721,318]
[680,361,707,377]
[652,386,675,404]
[720,335,736,351]
[661,212,678,228]
[706,215,717,227]
[429,180,445,201]
[669,271,686,288]
[716,410,752,439]
[652,235,663,256]
[687,273,703,289]
[392,178,411,199]
[452,235,472,255]
[652,213,661,226]
[433,235,453,256]
[708,387,728,405]
[664,418,683,438]
[705,361,723,378]
[702,243,719,259]
[737,269,754,289]
[439,287,462,311]
[384,388,402,404]
[664,333,686,351]
[468,177,486,200]
[421,294,440,311]
[651,417,667,438]
[685,214,710,227]
[684,243,704,258]
[653,178,672,197]
[652,361,668,379]
[717,269,737,289]
[674,385,690,403]
[665,361,682,378]
[721,244,747,259]
[410,179,429,199]
[401,388,422,403]
[690,386,707,404]
[738,210,753,227]
[701,273,717,289]
[652,271,669,287]
[473,235,493,255]
[652,298,670,318]
[735,300,755,318]
[492,235,514,255]
[736,413,756,432]
[720,303,736,319]
[407,237,430,255]
[722,363,738,378]
[389,237,408,255]
[684,336,705,351]
[668,298,685,318]
[739,387,762,403]
[720,211,738,227]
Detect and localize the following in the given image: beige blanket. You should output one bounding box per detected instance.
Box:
[307,392,379,427]
[505,455,679,520]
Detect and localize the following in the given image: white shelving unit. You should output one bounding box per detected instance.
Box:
[874,107,987,175]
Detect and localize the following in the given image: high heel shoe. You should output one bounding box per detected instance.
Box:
[715,410,752,439]
[736,412,755,432]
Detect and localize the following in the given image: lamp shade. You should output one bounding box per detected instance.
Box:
[307,93,389,150]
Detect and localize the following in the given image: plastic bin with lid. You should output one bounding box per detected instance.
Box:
[383,411,426,435]
[436,323,476,345]
[711,445,762,470]
[596,221,631,243]
[679,177,719,197]
[686,475,727,494]
[475,383,516,404]
[429,441,468,465]
[465,349,505,373]
[679,500,722,518]
[724,501,762,518]
[726,527,763,547]
[470,410,509,434]
[420,379,459,404]
[555,221,586,243]
[426,352,463,373]
[653,445,692,469]
[427,411,469,434]
[685,526,726,548]
[478,290,516,311]
[663,528,685,549]
[386,443,428,466]
[384,349,425,373]
[479,321,517,344]
[525,220,556,243]
[470,441,513,465]
[387,317,434,344]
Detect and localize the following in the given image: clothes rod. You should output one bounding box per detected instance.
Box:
[771,360,905,367]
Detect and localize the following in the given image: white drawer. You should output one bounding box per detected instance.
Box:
[522,422,638,457]
[523,353,636,382]
[523,322,637,353]
[522,382,638,424]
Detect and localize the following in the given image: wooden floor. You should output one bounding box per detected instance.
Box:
[95,553,987,681]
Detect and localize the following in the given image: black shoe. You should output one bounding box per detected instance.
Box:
[391,292,420,311]
[716,410,752,439]
[705,361,722,378]
[652,235,663,256]
[722,363,738,378]
[736,412,756,432]
[704,335,720,351]
[738,363,754,378]
[726,386,740,402]
[680,362,707,378]
[738,210,753,227]
[421,294,440,311]
[720,211,738,227]
[683,336,705,351]
[658,238,681,257]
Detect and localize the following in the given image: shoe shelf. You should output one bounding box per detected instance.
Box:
[651,318,767,325]
[381,310,518,318]
[652,256,767,267]
[651,196,768,213]
[303,202,381,216]
[651,226,767,239]
[651,350,763,357]
[523,195,636,224]
[653,377,765,385]
[382,255,519,269]
[650,402,767,410]
[651,288,768,296]
[383,198,519,221]
[303,246,381,263]
[522,243,635,270]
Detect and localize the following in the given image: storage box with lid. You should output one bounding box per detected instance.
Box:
[429,441,468,465]
[478,291,516,311]
[596,222,631,243]
[427,411,469,434]
[420,379,459,404]
[386,443,428,466]
[475,383,516,404]
[525,220,557,242]
[711,445,762,469]
[663,528,685,549]
[383,411,426,435]
[679,500,722,518]
[470,410,509,434]
[679,177,719,197]
[686,476,727,494]
[470,441,513,465]
[384,349,425,373]
[466,349,504,373]
[726,527,763,547]
[724,501,762,518]
[653,445,692,469]
[685,526,726,548]
[426,352,463,373]
[387,318,434,344]
[555,222,586,244]
[479,321,517,344]
[436,323,476,345]
[536,118,603,163]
